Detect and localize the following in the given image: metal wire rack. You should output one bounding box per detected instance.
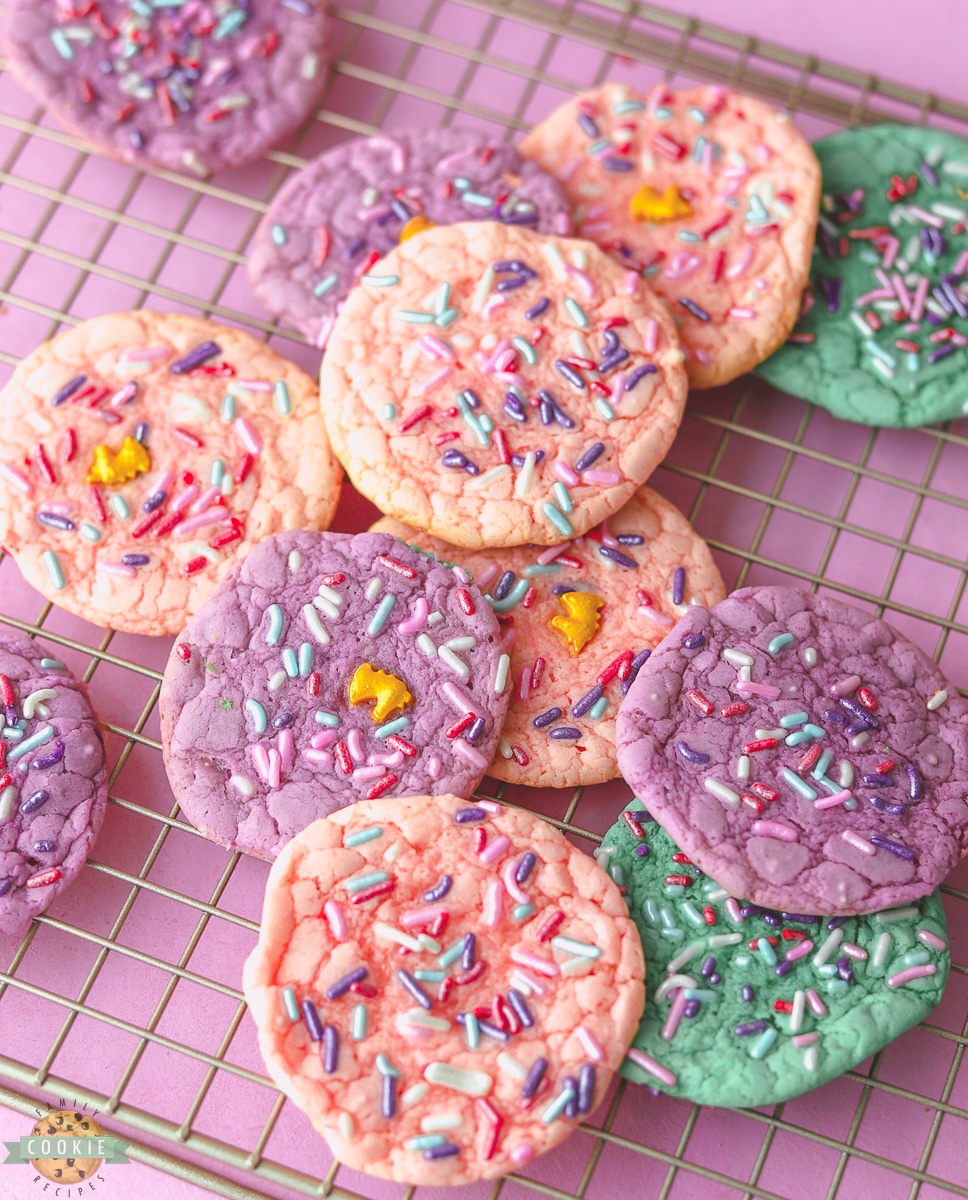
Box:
[0,1,967,1198]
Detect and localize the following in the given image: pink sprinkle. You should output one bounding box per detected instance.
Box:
[918,929,947,952]
[623,271,640,296]
[419,365,453,395]
[122,345,169,362]
[663,252,701,280]
[304,749,332,764]
[324,900,347,940]
[421,334,454,361]
[805,988,826,1016]
[401,904,448,928]
[442,682,479,716]
[518,667,532,703]
[638,606,674,626]
[735,680,781,699]
[237,379,272,392]
[427,755,442,780]
[725,244,755,279]
[841,942,868,961]
[784,939,814,962]
[815,790,852,810]
[577,1026,604,1062]
[481,295,506,320]
[887,964,937,988]
[267,747,282,789]
[644,318,659,354]
[0,463,32,495]
[729,306,756,319]
[171,484,199,512]
[841,829,876,857]
[278,729,294,776]
[792,1033,819,1048]
[503,858,529,904]
[510,947,559,977]
[317,315,337,350]
[233,417,263,456]
[583,469,621,485]
[453,740,488,771]
[396,1015,435,1041]
[554,460,580,487]
[476,563,500,588]
[891,273,913,311]
[610,372,626,405]
[701,141,714,174]
[479,834,510,865]
[352,765,385,781]
[190,484,221,515]
[855,287,896,306]
[626,1048,677,1086]
[251,744,270,781]
[955,249,968,276]
[661,987,689,1041]
[397,597,429,635]
[172,509,228,537]
[477,799,503,814]
[829,674,861,698]
[347,728,364,764]
[537,543,569,566]
[483,880,504,926]
[96,561,137,578]
[311,730,338,750]
[510,1146,534,1166]
[511,967,546,995]
[725,898,743,923]
[369,750,404,768]
[564,263,596,299]
[910,276,930,323]
[146,469,174,497]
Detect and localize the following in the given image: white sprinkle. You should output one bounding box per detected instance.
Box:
[872,931,892,968]
[704,778,740,805]
[813,928,844,967]
[927,689,948,711]
[875,906,920,923]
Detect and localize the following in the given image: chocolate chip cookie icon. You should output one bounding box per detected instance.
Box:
[29,1109,104,1184]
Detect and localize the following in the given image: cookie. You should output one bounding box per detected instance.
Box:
[242,794,645,1185]
[372,484,726,788]
[248,128,572,348]
[519,83,821,388]
[29,1110,106,1184]
[3,0,331,177]
[160,531,509,860]
[616,586,968,915]
[320,221,687,549]
[601,802,949,1107]
[0,631,107,939]
[0,310,340,637]
[756,124,968,426]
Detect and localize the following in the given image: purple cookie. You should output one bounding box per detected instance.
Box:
[160,530,510,860]
[247,128,572,346]
[3,1,331,177]
[0,631,108,938]
[616,587,968,915]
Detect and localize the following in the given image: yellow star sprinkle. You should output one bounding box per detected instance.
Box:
[348,663,413,723]
[85,436,151,486]
[629,183,693,224]
[549,591,604,655]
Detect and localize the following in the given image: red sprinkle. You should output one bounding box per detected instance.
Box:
[349,980,378,997]
[437,978,454,1004]
[90,485,107,523]
[256,27,280,56]
[491,994,510,1032]
[152,511,183,538]
[741,794,765,814]
[472,826,486,855]
[511,745,529,766]
[320,573,345,586]
[434,431,461,446]
[751,782,779,803]
[333,742,353,775]
[25,868,62,889]
[665,874,692,887]
[744,738,778,753]
[531,657,546,692]
[350,879,396,905]
[0,772,9,790]
[175,643,191,663]
[33,443,56,485]
[172,427,203,449]
[184,556,208,576]
[782,929,807,941]
[622,811,645,839]
[365,772,398,800]
[209,527,242,550]
[446,713,475,739]
[0,675,13,707]
[686,689,715,716]
[720,701,749,718]
[454,961,486,986]
[234,453,254,485]
[455,587,475,616]
[749,936,779,949]
[428,911,448,938]
[398,405,433,434]
[797,744,823,774]
[671,852,693,864]
[494,427,511,465]
[59,428,77,464]
[598,651,633,686]
[130,510,163,539]
[602,316,629,330]
[858,686,877,712]
[386,735,417,757]
[876,759,895,774]
[533,909,565,942]
[521,587,537,610]
[477,1098,502,1161]
[703,906,716,926]
[774,999,794,1014]
[377,554,416,579]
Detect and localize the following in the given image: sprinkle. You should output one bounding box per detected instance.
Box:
[767,633,794,654]
[552,936,601,959]
[704,778,739,805]
[887,964,937,988]
[626,1048,677,1087]
[423,1062,492,1097]
[42,551,65,590]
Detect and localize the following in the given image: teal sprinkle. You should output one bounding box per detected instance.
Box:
[368,593,396,636]
[110,494,130,520]
[281,988,300,1022]
[551,481,573,514]
[680,901,704,927]
[298,642,313,677]
[541,1084,576,1124]
[274,380,291,416]
[265,604,285,645]
[588,695,608,721]
[660,928,685,940]
[479,413,493,433]
[802,723,826,739]
[654,106,673,119]
[315,711,339,727]
[902,949,931,967]
[382,403,397,421]
[907,352,921,372]
[433,282,451,314]
[513,902,535,921]
[612,99,646,114]
[313,274,339,298]
[394,310,435,324]
[595,397,615,421]
[346,870,389,895]
[210,459,224,487]
[608,864,625,887]
[458,399,491,447]
[844,797,858,810]
[1,728,22,741]
[214,9,248,38]
[643,264,660,276]
[644,899,660,924]
[553,936,601,959]
[282,648,298,678]
[693,135,707,163]
[660,906,676,928]
[438,940,464,968]
[464,1012,480,1050]
[781,767,818,800]
[817,964,838,977]
[812,749,834,779]
[375,1053,399,1078]
[8,725,53,762]
[756,937,777,967]
[858,248,881,264]
[414,969,446,982]
[780,711,809,728]
[50,29,74,59]
[270,224,287,246]
[785,730,813,747]
[452,177,471,190]
[245,699,267,733]
[42,551,65,591]
[345,825,383,848]
[735,954,751,968]
[407,1134,447,1152]
[749,1028,778,1059]
[684,989,716,1001]
[677,230,701,242]
[564,298,589,328]
[689,106,707,124]
[436,307,460,327]
[745,194,770,223]
[817,774,842,794]
[352,1004,367,1041]
[523,564,560,577]
[588,139,612,155]
[78,523,101,542]
[361,274,399,287]
[375,716,410,738]
[542,503,573,537]
[768,632,794,654]
[461,191,494,207]
[866,340,897,367]
[220,393,236,422]
[40,659,65,671]
[825,978,849,994]
[665,884,685,897]
[511,336,537,365]
[487,578,530,612]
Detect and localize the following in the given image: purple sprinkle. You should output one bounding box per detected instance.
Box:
[578,112,600,138]
[818,275,842,312]
[623,647,651,694]
[836,957,852,982]
[462,389,482,410]
[683,999,701,1018]
[510,450,545,468]
[682,633,706,650]
[390,198,412,222]
[272,712,293,729]
[477,1018,510,1043]
[32,741,65,770]
[597,348,631,375]
[574,442,605,472]
[170,341,220,375]
[551,584,577,595]
[454,807,486,823]
[496,273,529,292]
[675,741,709,765]
[36,511,75,532]
[617,534,644,545]
[122,553,150,567]
[533,707,563,729]
[0,879,12,897]
[322,1025,339,1073]
[525,297,550,320]
[700,955,716,979]
[635,844,649,857]
[822,707,847,725]
[577,1063,595,1114]
[441,449,479,476]
[301,998,323,1041]
[599,545,637,569]
[870,835,916,860]
[466,715,486,743]
[928,344,957,365]
[625,363,658,390]
[461,932,476,971]
[678,296,711,322]
[563,1076,579,1119]
[774,960,794,977]
[839,697,879,729]
[129,130,145,149]
[424,1142,459,1161]
[325,966,367,1000]
[601,330,619,355]
[906,764,922,800]
[134,422,148,443]
[503,208,540,225]
[515,851,537,884]
[549,727,581,740]
[554,359,586,390]
[5,706,16,726]
[494,570,516,601]
[734,1020,767,1036]
[396,968,433,1010]
[781,913,818,925]
[572,684,604,717]
[827,917,846,931]
[343,236,367,260]
[741,985,755,1002]
[862,774,896,788]
[868,795,905,816]
[503,395,528,423]
[672,566,685,606]
[33,840,55,853]
[942,279,967,319]
[422,874,452,903]
[142,490,167,513]
[50,374,86,407]
[601,158,635,172]
[507,988,534,1028]
[381,1072,396,1119]
[920,160,939,186]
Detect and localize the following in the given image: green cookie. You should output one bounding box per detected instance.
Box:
[756,124,968,427]
[601,803,950,1107]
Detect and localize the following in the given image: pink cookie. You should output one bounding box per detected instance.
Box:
[373,484,726,788]
[319,221,687,549]
[243,794,645,1186]
[0,311,341,636]
[519,83,821,388]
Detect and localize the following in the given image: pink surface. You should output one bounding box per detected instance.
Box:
[0,3,967,1200]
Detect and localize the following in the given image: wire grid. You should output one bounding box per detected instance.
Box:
[0,2,966,1198]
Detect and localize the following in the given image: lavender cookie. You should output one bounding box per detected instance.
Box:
[160,531,510,860]
[616,587,968,915]
[0,631,108,938]
[248,128,572,347]
[4,1,331,177]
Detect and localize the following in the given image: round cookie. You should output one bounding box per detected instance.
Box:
[3,1,331,177]
[320,221,688,549]
[519,83,821,388]
[0,310,340,637]
[601,802,949,1107]
[242,794,646,1186]
[29,1109,106,1184]
[616,586,968,916]
[248,128,572,347]
[756,124,968,426]
[160,531,509,860]
[0,631,108,939]
[373,484,726,788]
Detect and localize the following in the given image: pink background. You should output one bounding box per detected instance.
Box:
[2,2,968,1199]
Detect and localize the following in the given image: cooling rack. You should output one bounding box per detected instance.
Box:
[0,2,967,1198]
